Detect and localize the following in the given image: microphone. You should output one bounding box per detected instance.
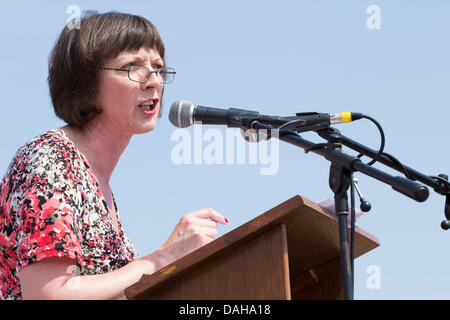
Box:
[169,100,364,129]
[169,100,294,128]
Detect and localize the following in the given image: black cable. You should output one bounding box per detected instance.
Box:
[382,152,413,180]
[279,114,386,167]
[354,116,418,183]
[277,118,307,131]
[357,114,385,166]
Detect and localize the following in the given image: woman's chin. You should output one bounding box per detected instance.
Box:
[134,122,157,135]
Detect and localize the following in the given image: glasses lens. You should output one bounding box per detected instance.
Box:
[160,68,176,84]
[129,66,176,84]
[129,66,149,83]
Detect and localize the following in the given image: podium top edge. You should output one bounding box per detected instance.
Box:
[125,194,379,299]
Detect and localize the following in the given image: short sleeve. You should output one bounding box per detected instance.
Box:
[10,138,84,273]
[15,189,83,272]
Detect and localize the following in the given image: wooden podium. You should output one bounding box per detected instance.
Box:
[125,195,379,300]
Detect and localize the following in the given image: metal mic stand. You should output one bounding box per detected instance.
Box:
[328,142,354,300]
[248,121,429,300]
[308,130,358,300]
[315,128,450,230]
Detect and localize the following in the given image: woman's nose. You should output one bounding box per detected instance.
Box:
[142,70,162,89]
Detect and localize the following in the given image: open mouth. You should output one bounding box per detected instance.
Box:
[138,99,158,113]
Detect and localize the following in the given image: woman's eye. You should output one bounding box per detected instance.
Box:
[123,63,136,68]
[153,64,164,70]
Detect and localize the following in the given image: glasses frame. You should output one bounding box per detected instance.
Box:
[101,65,176,84]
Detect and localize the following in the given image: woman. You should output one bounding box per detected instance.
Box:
[0,11,227,300]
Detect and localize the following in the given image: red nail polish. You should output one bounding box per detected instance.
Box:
[225,218,228,224]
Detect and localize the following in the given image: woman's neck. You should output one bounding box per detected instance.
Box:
[61,122,131,184]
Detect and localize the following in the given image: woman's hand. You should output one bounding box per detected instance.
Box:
[19,208,227,299]
[159,207,228,264]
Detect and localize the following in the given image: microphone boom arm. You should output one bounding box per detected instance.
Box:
[251,121,430,202]
[316,127,450,196]
[315,127,450,230]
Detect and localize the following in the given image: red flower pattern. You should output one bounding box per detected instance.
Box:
[0,129,138,299]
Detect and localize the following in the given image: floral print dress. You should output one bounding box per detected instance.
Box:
[0,129,138,299]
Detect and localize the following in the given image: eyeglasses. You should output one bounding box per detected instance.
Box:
[102,65,176,84]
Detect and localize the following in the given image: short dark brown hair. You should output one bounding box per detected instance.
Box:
[48,11,166,128]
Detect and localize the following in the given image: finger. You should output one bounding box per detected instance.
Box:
[184,222,218,237]
[190,217,218,228]
[189,207,228,225]
[178,214,218,228]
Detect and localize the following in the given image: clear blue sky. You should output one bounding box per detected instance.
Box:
[1,1,450,299]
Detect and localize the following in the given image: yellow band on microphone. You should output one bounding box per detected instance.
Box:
[340,112,352,123]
